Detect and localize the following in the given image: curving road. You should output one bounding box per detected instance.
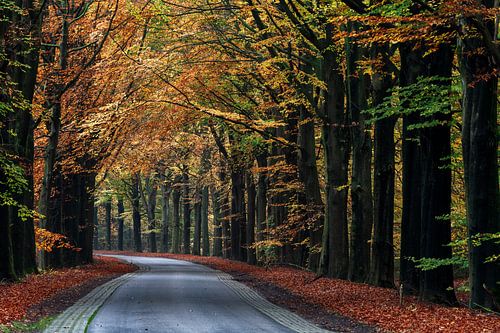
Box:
[84,255,328,333]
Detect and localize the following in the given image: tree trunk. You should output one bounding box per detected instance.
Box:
[193,189,201,255]
[201,186,210,256]
[212,186,223,257]
[0,0,41,278]
[160,179,171,253]
[399,42,424,295]
[172,177,182,254]
[131,173,142,252]
[182,170,191,254]
[105,199,112,251]
[117,198,124,251]
[346,23,373,283]
[319,27,350,278]
[255,152,268,263]
[246,173,257,265]
[230,170,246,261]
[93,205,99,250]
[370,45,396,288]
[144,177,157,253]
[460,8,499,310]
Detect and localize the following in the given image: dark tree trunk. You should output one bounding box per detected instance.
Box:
[59,173,94,266]
[319,27,350,278]
[246,173,257,265]
[212,186,223,257]
[418,45,457,305]
[117,198,124,251]
[297,104,324,271]
[346,24,373,283]
[0,177,16,280]
[201,186,210,256]
[182,170,191,254]
[160,178,171,253]
[370,45,396,288]
[131,173,142,252]
[105,199,112,251]
[193,189,201,255]
[460,8,499,310]
[143,177,157,253]
[399,42,424,294]
[93,205,99,250]
[172,177,182,254]
[219,169,231,259]
[230,170,246,261]
[255,152,268,263]
[0,0,41,279]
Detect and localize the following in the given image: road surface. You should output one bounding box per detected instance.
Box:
[84,255,328,333]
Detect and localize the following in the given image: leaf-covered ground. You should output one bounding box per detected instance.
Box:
[0,257,136,326]
[99,251,500,333]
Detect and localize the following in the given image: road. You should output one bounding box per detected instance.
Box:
[86,255,328,333]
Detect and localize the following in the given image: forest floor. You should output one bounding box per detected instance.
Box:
[98,251,500,333]
[0,256,136,332]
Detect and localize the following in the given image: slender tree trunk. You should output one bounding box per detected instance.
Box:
[105,199,112,251]
[460,8,499,310]
[182,170,191,254]
[346,23,373,283]
[144,178,157,253]
[131,173,142,252]
[319,27,350,278]
[246,173,257,265]
[93,205,99,250]
[399,42,424,295]
[297,104,324,271]
[0,176,16,280]
[117,198,124,251]
[370,45,396,288]
[172,178,181,254]
[201,186,210,256]
[230,170,245,261]
[160,179,171,253]
[212,186,223,257]
[255,152,268,263]
[193,189,201,255]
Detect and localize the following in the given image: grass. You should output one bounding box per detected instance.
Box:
[0,316,54,333]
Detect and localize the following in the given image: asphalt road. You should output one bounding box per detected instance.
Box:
[86,255,306,333]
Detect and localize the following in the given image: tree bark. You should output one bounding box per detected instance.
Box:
[182,170,191,254]
[255,151,268,263]
[172,176,182,254]
[346,23,373,283]
[460,7,499,310]
[160,177,171,253]
[230,170,245,261]
[193,189,201,255]
[117,198,124,251]
[105,199,112,251]
[131,173,142,252]
[201,186,210,256]
[93,205,99,250]
[212,186,223,257]
[246,173,257,265]
[370,45,396,288]
[319,26,350,278]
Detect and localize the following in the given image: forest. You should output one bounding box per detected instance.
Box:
[0,0,499,325]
